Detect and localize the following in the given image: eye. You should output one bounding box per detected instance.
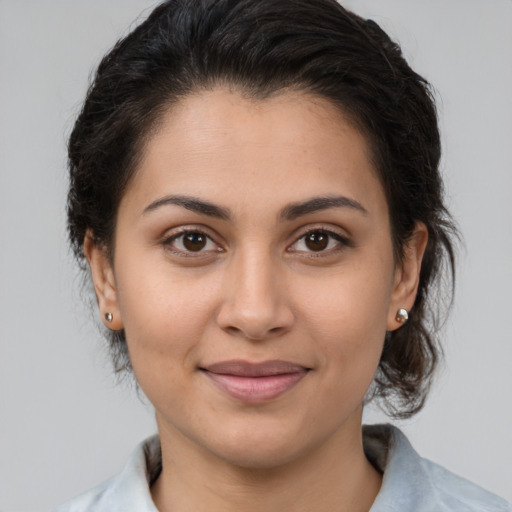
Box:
[164,229,220,255]
[289,229,349,254]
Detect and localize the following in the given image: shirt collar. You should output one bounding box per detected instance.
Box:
[99,434,161,511]
[97,425,509,512]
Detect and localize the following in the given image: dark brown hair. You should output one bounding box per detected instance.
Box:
[68,0,457,418]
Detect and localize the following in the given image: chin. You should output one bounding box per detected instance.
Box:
[194,417,329,471]
[212,439,308,471]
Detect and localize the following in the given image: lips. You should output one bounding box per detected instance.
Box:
[200,360,310,403]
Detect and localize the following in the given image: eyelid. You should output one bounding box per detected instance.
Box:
[161,226,224,256]
[159,224,351,258]
[287,226,352,254]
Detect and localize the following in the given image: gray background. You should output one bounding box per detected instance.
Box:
[0,1,510,510]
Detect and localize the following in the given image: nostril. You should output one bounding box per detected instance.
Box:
[224,326,241,336]
[222,325,290,342]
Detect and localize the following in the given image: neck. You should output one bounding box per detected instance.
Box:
[151,412,382,512]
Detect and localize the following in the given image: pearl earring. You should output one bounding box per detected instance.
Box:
[104,312,113,323]
[395,308,409,324]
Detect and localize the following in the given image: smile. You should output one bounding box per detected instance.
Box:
[200,360,310,403]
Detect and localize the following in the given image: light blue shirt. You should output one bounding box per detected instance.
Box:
[52,424,511,511]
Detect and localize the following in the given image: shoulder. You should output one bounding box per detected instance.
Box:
[420,457,511,512]
[50,436,161,512]
[51,478,114,512]
[364,424,512,512]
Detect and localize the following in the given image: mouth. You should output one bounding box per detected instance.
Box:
[200,360,310,403]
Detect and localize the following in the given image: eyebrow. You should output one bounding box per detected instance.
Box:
[279,195,368,221]
[143,195,231,220]
[142,194,367,221]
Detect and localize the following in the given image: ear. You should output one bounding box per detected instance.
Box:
[387,222,428,331]
[83,230,124,330]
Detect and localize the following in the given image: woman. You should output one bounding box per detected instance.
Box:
[53,0,511,510]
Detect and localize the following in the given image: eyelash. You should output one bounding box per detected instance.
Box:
[162,227,351,257]
[288,228,351,256]
[162,228,222,257]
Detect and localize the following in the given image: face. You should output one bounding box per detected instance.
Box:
[87,89,425,469]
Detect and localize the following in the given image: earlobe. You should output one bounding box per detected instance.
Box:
[83,231,123,330]
[387,222,428,331]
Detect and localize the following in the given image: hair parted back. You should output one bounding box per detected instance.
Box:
[68,0,457,418]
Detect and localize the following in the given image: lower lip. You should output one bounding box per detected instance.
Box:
[203,370,308,403]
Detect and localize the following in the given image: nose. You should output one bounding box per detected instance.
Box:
[216,249,295,341]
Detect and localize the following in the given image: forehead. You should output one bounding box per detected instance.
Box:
[121,88,387,220]
[147,88,369,165]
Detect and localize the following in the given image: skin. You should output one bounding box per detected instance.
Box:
[85,88,427,512]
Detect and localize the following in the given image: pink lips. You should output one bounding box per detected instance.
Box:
[201,360,309,403]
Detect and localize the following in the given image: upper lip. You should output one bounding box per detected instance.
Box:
[201,360,309,377]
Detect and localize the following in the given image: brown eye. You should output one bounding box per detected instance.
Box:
[304,231,329,251]
[183,232,207,251]
[288,228,349,255]
[165,230,219,255]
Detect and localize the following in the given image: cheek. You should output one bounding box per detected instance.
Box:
[114,254,221,370]
[302,291,386,411]
[116,269,224,415]
[294,258,393,376]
